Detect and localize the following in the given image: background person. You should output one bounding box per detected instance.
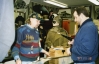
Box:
[45,15,69,48]
[38,24,47,57]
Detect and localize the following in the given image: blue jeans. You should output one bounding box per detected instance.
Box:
[74,62,95,64]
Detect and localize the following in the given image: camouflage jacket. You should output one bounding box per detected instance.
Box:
[45,26,69,48]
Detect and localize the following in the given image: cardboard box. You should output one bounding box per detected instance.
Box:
[49,46,69,58]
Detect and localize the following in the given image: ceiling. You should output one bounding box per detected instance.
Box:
[31,0,95,8]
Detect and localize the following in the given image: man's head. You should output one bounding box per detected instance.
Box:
[73,7,89,25]
[29,13,41,20]
[26,13,41,28]
[52,15,62,26]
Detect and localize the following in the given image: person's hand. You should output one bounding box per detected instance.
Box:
[66,47,71,55]
[16,59,21,64]
[41,49,50,57]
[46,52,50,57]
[68,39,74,45]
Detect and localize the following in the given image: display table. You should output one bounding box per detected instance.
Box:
[2,56,73,64]
[2,46,73,64]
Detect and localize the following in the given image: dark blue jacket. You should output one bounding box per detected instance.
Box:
[70,18,98,63]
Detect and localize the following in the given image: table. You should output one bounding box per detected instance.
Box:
[2,56,73,64]
[44,56,73,64]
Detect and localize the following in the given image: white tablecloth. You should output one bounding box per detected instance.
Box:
[2,56,73,64]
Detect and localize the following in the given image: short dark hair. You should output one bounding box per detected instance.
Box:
[74,7,89,17]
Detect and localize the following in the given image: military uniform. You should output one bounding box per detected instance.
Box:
[45,26,69,48]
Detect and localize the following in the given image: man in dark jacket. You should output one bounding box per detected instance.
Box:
[67,7,98,64]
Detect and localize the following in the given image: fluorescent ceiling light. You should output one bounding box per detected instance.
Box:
[88,0,99,5]
[43,0,68,8]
